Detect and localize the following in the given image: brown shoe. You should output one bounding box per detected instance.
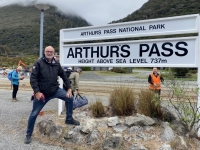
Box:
[15,98,19,101]
[12,98,17,102]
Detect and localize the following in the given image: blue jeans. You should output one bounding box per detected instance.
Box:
[26,88,73,136]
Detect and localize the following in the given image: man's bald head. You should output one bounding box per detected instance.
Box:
[44,46,55,61]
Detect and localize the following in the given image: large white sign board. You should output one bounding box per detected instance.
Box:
[60,14,199,42]
[59,14,200,137]
[60,37,198,67]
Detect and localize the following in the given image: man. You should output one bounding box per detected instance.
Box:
[67,67,82,97]
[148,67,164,96]
[24,46,80,144]
[11,66,25,102]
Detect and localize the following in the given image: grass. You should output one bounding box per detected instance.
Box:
[109,86,136,116]
[82,69,197,82]
[94,70,139,76]
[137,89,163,119]
[173,74,197,81]
[90,101,105,117]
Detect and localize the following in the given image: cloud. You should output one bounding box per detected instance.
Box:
[0,0,148,25]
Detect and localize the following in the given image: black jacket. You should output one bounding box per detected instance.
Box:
[30,57,71,97]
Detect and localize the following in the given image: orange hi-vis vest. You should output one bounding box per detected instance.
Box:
[149,73,161,90]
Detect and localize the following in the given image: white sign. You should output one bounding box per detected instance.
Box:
[60,14,199,42]
[60,36,198,67]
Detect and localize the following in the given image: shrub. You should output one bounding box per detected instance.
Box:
[81,67,91,71]
[110,67,130,73]
[164,71,200,133]
[109,86,136,116]
[137,89,163,119]
[90,101,105,117]
[185,73,192,78]
[171,68,189,77]
[189,69,197,74]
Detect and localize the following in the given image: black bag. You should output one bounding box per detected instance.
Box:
[73,94,88,110]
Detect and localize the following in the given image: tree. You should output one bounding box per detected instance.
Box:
[0,45,11,57]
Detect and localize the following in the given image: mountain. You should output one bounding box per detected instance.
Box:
[111,0,200,23]
[0,5,90,56]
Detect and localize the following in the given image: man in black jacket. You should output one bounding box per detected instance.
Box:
[24,46,80,144]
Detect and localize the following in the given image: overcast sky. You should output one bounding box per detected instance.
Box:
[0,0,148,26]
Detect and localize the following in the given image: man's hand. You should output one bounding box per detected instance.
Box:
[20,76,25,80]
[154,83,160,87]
[66,89,72,98]
[35,92,42,100]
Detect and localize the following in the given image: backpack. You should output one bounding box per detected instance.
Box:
[65,70,72,78]
[8,70,14,81]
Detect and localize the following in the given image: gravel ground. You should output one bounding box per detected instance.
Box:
[0,89,65,150]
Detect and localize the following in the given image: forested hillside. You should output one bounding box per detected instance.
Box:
[0,5,90,56]
[111,0,200,23]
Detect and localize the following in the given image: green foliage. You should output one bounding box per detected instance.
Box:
[109,86,136,116]
[189,69,197,74]
[0,5,90,56]
[0,55,38,68]
[164,70,200,132]
[111,0,200,24]
[171,68,189,77]
[0,45,11,56]
[111,67,131,74]
[137,89,163,119]
[185,73,192,78]
[90,101,105,118]
[81,67,91,71]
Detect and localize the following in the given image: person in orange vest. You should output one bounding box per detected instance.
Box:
[148,67,164,96]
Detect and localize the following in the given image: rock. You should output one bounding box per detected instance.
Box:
[134,132,156,141]
[49,125,63,139]
[63,126,83,144]
[171,120,187,136]
[103,131,113,139]
[136,114,155,126]
[143,126,152,131]
[128,143,148,150]
[124,134,132,142]
[102,136,123,150]
[159,143,172,150]
[125,116,143,126]
[107,116,120,127]
[129,126,143,134]
[161,106,177,122]
[75,111,91,121]
[112,125,127,133]
[170,135,189,150]
[160,122,175,142]
[37,120,55,135]
[86,130,100,145]
[97,122,108,130]
[112,133,122,137]
[80,119,97,134]
[125,115,155,127]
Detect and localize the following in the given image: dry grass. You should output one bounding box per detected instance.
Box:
[109,86,136,116]
[137,89,163,119]
[90,101,105,117]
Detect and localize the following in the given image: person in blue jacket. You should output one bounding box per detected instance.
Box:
[11,66,25,102]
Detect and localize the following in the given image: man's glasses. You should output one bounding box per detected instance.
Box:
[45,51,54,53]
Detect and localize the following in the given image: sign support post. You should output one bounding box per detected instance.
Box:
[197,15,200,137]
